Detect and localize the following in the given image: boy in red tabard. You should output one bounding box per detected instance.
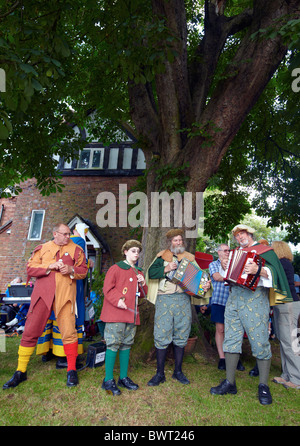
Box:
[100,240,147,396]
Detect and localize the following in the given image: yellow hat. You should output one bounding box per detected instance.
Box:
[232,224,255,236]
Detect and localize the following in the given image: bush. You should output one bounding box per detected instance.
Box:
[90,270,105,320]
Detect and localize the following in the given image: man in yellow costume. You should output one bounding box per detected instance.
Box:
[3,223,88,389]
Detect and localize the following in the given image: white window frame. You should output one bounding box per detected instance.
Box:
[28,210,45,241]
[77,147,105,169]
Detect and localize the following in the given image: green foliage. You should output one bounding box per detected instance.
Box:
[293,252,300,275]
[0,0,299,242]
[0,0,86,194]
[207,66,300,244]
[189,322,201,338]
[154,163,190,195]
[90,270,105,320]
[203,189,251,242]
[179,121,222,148]
[198,312,216,347]
[253,17,300,68]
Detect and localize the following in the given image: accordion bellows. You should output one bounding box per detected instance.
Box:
[169,258,207,297]
[224,249,265,291]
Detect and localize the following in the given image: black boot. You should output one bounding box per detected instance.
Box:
[147,348,167,386]
[56,357,83,370]
[172,344,190,384]
[3,371,27,389]
[66,370,78,387]
[249,361,259,377]
[236,359,245,371]
[42,349,54,363]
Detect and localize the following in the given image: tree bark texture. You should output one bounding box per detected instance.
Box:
[128,0,300,269]
[128,0,300,359]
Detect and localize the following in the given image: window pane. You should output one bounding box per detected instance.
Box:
[78,150,90,168]
[123,148,133,169]
[92,150,102,168]
[108,148,119,169]
[137,148,146,169]
[29,211,44,240]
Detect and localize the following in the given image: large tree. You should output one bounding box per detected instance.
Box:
[1,0,299,257]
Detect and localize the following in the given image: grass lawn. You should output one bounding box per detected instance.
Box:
[0,333,299,428]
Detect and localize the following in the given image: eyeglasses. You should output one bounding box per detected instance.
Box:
[219,249,230,252]
[56,231,71,237]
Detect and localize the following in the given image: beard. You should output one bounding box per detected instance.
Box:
[170,245,185,255]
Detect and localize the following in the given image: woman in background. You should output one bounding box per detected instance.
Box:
[271,241,300,390]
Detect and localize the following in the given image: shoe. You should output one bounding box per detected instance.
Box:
[236,360,245,371]
[3,371,27,389]
[16,326,25,333]
[218,358,226,370]
[102,378,121,395]
[147,373,166,387]
[258,384,272,405]
[282,381,300,389]
[56,357,83,370]
[118,377,139,390]
[210,379,237,395]
[66,370,78,387]
[272,376,287,385]
[249,364,259,377]
[56,357,68,369]
[172,371,190,384]
[6,318,18,327]
[42,350,55,363]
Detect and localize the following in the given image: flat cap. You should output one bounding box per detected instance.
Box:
[121,239,142,255]
[232,224,255,236]
[166,229,184,239]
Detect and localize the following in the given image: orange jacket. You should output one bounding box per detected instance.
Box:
[27,239,88,316]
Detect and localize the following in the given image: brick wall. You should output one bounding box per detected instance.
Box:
[0,176,140,292]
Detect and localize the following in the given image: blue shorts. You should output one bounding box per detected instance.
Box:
[211,304,225,324]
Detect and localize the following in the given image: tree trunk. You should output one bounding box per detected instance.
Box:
[129,0,300,359]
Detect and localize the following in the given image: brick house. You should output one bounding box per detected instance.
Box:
[0,123,145,293]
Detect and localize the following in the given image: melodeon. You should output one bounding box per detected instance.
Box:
[168,258,207,297]
[224,249,265,291]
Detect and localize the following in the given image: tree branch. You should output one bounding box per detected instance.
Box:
[0,1,19,20]
[128,80,160,154]
[151,0,193,157]
[190,1,253,120]
[186,0,300,192]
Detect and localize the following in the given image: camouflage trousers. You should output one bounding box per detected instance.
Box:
[104,322,137,352]
[223,286,272,360]
[154,292,192,349]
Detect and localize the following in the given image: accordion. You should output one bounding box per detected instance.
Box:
[224,249,265,291]
[168,258,208,297]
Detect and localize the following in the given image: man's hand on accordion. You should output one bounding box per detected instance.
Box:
[202,280,211,293]
[164,262,178,273]
[244,259,259,275]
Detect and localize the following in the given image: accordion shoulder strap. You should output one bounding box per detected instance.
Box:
[242,244,273,255]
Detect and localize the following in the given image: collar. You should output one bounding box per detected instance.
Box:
[116,260,142,272]
[157,249,195,262]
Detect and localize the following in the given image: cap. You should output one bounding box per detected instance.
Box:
[121,239,142,255]
[232,224,255,236]
[166,229,184,239]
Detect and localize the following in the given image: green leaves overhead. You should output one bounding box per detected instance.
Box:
[0,0,299,243]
